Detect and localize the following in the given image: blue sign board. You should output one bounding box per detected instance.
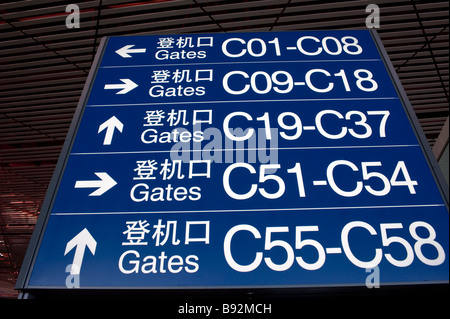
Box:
[18,30,448,291]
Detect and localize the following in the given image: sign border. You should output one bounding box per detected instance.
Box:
[369,29,449,207]
[15,37,109,294]
[16,30,449,297]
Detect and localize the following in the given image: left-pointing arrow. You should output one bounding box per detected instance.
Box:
[64,228,97,275]
[104,78,138,94]
[115,44,146,58]
[74,172,117,196]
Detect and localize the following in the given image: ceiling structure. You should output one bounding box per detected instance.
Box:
[0,0,448,298]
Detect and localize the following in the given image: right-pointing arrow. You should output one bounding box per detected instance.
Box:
[74,172,117,196]
[104,79,138,94]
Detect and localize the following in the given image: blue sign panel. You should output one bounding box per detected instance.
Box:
[21,30,448,290]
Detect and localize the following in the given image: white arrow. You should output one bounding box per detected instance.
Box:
[115,44,146,58]
[64,228,97,275]
[74,172,117,196]
[98,116,123,145]
[104,79,138,94]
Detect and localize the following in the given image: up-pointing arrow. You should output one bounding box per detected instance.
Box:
[115,44,146,58]
[64,228,97,275]
[74,172,117,196]
[98,116,123,145]
[104,79,138,94]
